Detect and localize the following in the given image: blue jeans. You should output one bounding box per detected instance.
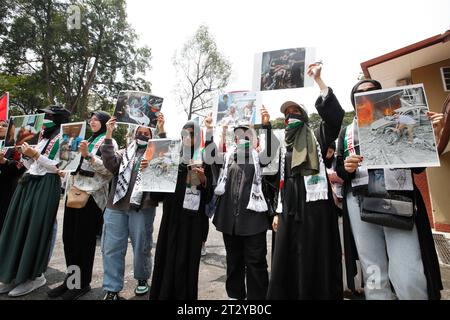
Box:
[101,207,156,293]
[346,190,428,300]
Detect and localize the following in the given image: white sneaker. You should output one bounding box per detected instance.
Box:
[201,244,207,256]
[8,274,46,297]
[0,282,16,294]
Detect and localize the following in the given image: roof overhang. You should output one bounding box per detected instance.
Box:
[361,31,450,88]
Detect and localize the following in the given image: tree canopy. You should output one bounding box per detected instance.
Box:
[0,0,152,120]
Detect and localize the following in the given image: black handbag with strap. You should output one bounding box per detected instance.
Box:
[360,193,416,230]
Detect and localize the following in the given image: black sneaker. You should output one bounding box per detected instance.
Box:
[61,285,91,300]
[47,282,68,298]
[103,291,123,300]
[135,280,149,296]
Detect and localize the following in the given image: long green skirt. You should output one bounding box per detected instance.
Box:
[0,173,61,284]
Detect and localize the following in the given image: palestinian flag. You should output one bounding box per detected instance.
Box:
[0,92,8,121]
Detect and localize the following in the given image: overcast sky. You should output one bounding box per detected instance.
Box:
[126,0,450,137]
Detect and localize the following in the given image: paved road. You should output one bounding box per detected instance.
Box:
[0,201,449,300]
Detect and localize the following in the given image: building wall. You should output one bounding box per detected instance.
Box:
[411,59,450,112]
[412,59,450,230]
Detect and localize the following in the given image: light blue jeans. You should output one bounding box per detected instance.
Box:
[346,189,428,300]
[101,207,156,293]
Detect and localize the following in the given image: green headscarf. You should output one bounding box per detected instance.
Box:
[284,112,320,176]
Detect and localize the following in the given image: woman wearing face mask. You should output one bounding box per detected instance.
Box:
[0,105,71,297]
[100,114,166,300]
[335,80,442,300]
[212,106,278,300]
[47,111,115,300]
[267,64,345,300]
[149,118,214,300]
[0,120,26,233]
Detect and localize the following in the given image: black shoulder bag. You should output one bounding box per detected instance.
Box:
[360,191,416,231]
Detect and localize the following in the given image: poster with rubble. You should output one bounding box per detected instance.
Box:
[355,84,440,169]
[137,138,181,193]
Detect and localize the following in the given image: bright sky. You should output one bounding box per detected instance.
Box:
[126,0,450,138]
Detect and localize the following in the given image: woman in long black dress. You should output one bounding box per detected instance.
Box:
[150,119,214,300]
[267,64,345,300]
[0,120,26,233]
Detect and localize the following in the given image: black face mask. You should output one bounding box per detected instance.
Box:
[287,113,303,121]
[136,134,150,142]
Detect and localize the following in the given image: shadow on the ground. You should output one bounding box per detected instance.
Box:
[201,252,226,270]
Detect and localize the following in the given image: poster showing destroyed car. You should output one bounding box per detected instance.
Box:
[137,138,181,193]
[355,84,439,169]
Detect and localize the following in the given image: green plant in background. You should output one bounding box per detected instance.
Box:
[0,0,152,120]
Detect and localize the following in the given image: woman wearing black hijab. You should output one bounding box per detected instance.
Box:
[150,118,214,300]
[0,120,26,233]
[48,111,115,300]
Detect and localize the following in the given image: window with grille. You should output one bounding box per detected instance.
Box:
[441,67,450,92]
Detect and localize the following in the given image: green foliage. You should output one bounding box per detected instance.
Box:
[270,117,286,130]
[0,0,152,121]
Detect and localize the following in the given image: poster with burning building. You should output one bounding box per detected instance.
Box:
[138,138,181,193]
[355,84,439,169]
[114,91,163,128]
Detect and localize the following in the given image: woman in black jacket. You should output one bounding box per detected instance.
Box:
[212,106,277,300]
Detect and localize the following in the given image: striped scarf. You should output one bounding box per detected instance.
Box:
[113,140,144,206]
[215,146,268,212]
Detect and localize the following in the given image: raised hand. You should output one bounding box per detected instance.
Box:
[106,117,117,139]
[306,62,323,80]
[157,113,165,134]
[261,105,270,126]
[203,112,214,130]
